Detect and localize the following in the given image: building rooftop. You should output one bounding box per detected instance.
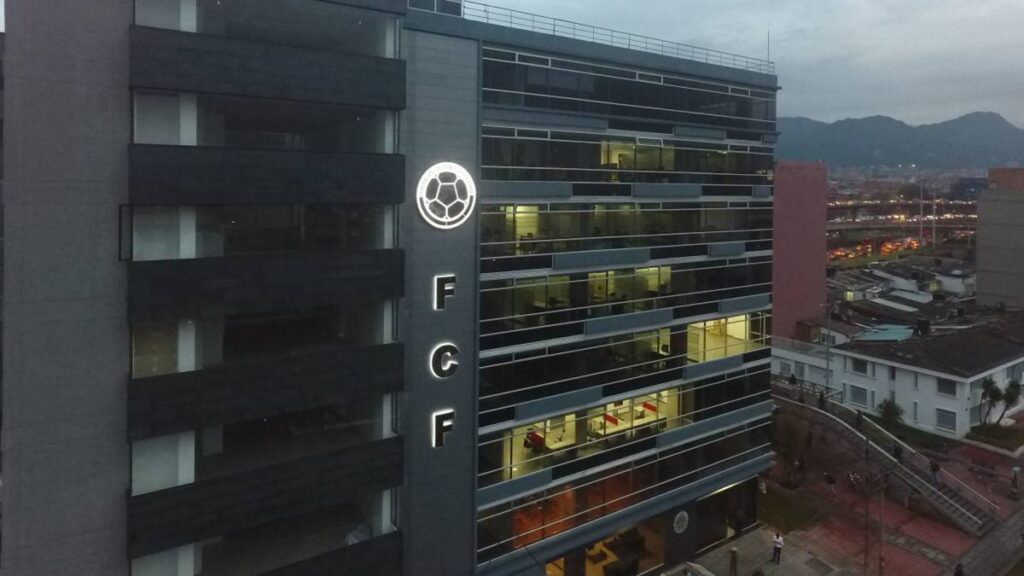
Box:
[421,0,776,74]
[853,324,915,342]
[840,312,1024,378]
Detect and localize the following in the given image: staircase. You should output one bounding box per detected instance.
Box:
[858,411,999,535]
[772,383,999,536]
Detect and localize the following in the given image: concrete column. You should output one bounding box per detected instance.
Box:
[176,320,198,373]
[130,431,196,496]
[3,0,133,572]
[178,207,197,259]
[178,93,198,145]
[179,0,198,33]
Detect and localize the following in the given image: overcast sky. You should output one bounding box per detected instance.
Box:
[499,0,1024,127]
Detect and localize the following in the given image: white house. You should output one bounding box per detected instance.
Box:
[774,314,1024,438]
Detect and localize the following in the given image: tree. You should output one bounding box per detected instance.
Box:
[877,399,904,429]
[981,377,1003,423]
[997,380,1023,423]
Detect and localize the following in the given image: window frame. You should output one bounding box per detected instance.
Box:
[935,408,957,432]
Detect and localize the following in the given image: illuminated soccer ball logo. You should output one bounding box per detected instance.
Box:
[416,162,477,230]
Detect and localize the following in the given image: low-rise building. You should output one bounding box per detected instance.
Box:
[775,313,1024,438]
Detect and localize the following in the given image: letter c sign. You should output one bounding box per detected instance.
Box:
[430,343,459,379]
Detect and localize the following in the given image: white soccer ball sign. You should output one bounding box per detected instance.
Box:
[416,162,477,230]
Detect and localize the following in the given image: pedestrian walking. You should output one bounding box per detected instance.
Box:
[818,390,826,410]
[930,459,941,484]
[729,547,739,576]
[771,532,784,564]
[892,443,903,464]
[855,410,863,431]
[954,562,964,576]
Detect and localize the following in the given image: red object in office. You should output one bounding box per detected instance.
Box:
[526,431,545,448]
[642,402,658,412]
[603,413,619,425]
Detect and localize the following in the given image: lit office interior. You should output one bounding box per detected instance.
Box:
[539,479,759,576]
[479,313,771,414]
[477,427,769,564]
[478,370,769,486]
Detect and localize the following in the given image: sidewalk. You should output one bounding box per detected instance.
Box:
[693,527,859,576]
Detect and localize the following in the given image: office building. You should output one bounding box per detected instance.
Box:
[771,161,827,339]
[978,168,1024,309]
[2,1,777,574]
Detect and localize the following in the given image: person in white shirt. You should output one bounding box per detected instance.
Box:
[772,532,784,564]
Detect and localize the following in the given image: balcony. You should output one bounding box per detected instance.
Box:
[129,343,403,439]
[130,26,406,109]
[411,0,774,75]
[127,249,404,323]
[128,437,403,559]
[130,145,405,205]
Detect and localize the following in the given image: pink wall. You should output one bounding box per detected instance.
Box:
[772,162,829,338]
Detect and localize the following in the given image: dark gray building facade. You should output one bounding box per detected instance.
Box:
[1,1,777,575]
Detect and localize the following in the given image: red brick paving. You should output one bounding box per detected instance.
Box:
[801,517,866,558]
[898,515,976,557]
[877,542,942,576]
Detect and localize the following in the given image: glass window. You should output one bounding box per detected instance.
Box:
[850,358,869,375]
[849,385,868,407]
[131,204,394,261]
[131,303,394,378]
[937,378,958,397]
[1008,363,1024,382]
[686,314,767,363]
[133,497,398,576]
[136,0,400,58]
[936,408,957,432]
[476,425,769,562]
[134,91,396,153]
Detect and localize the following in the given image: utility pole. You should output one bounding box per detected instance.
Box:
[824,295,833,397]
[863,435,870,574]
[919,183,925,247]
[932,188,937,255]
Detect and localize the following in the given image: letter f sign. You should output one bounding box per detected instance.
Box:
[434,275,456,310]
[432,410,455,448]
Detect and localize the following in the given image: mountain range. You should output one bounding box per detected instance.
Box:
[777,112,1024,169]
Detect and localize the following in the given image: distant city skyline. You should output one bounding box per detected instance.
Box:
[499,0,1024,127]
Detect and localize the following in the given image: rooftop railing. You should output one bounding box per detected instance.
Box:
[410,0,776,75]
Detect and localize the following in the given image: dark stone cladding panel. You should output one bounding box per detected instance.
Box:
[130,145,406,205]
[127,249,404,323]
[128,436,403,559]
[262,531,403,576]
[130,26,406,109]
[128,342,403,439]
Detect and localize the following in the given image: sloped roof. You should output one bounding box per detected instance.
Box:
[840,312,1024,378]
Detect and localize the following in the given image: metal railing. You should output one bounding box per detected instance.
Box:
[777,377,999,517]
[411,0,776,74]
[773,335,831,359]
[773,393,986,534]
[859,414,1001,519]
